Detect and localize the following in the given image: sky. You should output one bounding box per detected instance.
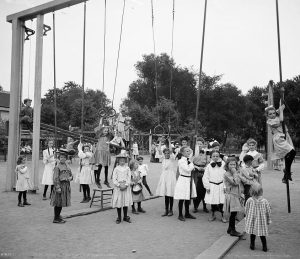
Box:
[0,0,299,110]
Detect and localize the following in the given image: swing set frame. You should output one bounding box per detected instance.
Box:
[6,0,88,191]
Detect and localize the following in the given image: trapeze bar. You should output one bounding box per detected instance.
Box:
[7,0,89,23]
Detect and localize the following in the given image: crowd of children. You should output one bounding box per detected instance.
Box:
[14,133,281,253]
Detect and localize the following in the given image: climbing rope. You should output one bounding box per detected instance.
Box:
[102,0,107,92]
[52,12,58,150]
[81,1,87,135]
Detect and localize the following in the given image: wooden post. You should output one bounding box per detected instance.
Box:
[31,15,44,191]
[267,82,274,170]
[6,18,25,191]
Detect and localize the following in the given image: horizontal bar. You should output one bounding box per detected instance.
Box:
[7,0,88,23]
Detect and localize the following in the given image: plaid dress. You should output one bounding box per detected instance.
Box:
[245,197,271,236]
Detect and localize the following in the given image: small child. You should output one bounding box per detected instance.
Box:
[137,156,153,196]
[132,141,139,159]
[112,154,132,224]
[50,150,73,223]
[15,156,31,207]
[42,139,56,200]
[75,142,94,203]
[203,151,226,222]
[245,183,271,252]
[239,155,259,203]
[130,160,146,214]
[156,145,177,216]
[223,157,244,237]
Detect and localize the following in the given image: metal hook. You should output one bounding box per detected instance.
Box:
[23,26,35,41]
[43,24,51,36]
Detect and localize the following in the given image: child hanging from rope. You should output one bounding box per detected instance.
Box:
[137,156,153,196]
[265,105,296,183]
[75,140,94,203]
[42,139,56,200]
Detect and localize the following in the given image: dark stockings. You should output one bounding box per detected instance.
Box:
[211,204,224,216]
[18,191,27,203]
[250,234,267,251]
[94,165,109,183]
[54,206,62,220]
[164,196,174,212]
[178,200,190,217]
[43,185,54,196]
[117,206,128,220]
[228,211,237,232]
[284,149,296,174]
[142,176,152,195]
[81,184,90,199]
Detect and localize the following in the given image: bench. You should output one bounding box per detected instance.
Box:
[90,188,113,209]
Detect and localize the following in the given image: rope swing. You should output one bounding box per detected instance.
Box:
[81,1,87,135]
[102,0,107,92]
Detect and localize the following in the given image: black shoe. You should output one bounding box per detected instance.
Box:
[53,218,65,224]
[178,215,185,221]
[193,208,198,213]
[138,208,146,213]
[86,197,91,202]
[123,216,131,223]
[80,198,87,203]
[203,208,209,213]
[23,201,31,206]
[132,209,139,215]
[96,182,102,189]
[42,194,47,200]
[161,211,168,217]
[227,228,232,234]
[185,214,196,219]
[250,244,255,250]
[167,210,173,216]
[262,246,268,252]
[104,181,111,188]
[116,218,121,224]
[230,230,242,237]
[18,202,24,207]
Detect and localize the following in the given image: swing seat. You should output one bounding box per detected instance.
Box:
[90,188,113,209]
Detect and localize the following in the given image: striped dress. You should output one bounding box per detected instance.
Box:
[50,163,73,207]
[245,197,271,236]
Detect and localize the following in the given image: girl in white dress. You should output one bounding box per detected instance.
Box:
[42,139,56,200]
[112,154,132,224]
[203,151,226,222]
[75,142,95,203]
[156,145,177,217]
[132,141,139,159]
[15,156,31,207]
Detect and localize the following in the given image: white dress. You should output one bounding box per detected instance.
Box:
[156,154,177,197]
[75,146,95,185]
[16,165,31,191]
[132,143,139,156]
[112,165,133,208]
[203,161,226,205]
[41,148,56,185]
[174,157,197,200]
[138,164,149,177]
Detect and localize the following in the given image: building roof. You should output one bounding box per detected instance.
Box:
[0,92,10,108]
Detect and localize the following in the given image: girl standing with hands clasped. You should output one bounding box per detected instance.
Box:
[42,139,56,200]
[15,156,31,207]
[156,144,177,217]
[203,151,226,222]
[223,157,244,237]
[50,150,73,223]
[245,183,271,252]
[75,141,94,203]
[112,153,132,224]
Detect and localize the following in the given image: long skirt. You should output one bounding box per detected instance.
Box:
[112,186,133,208]
[271,132,294,160]
[94,149,111,166]
[174,176,197,200]
[75,166,95,185]
[156,169,176,197]
[41,163,55,185]
[50,181,71,207]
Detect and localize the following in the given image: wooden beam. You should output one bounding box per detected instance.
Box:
[7,0,88,23]
[6,19,25,191]
[31,15,44,191]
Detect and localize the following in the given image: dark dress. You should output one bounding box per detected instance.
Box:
[50,163,73,207]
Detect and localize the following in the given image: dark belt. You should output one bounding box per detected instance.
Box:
[180,174,191,178]
[209,181,223,185]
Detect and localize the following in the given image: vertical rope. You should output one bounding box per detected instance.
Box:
[27,21,33,99]
[112,0,126,108]
[81,1,87,135]
[102,0,107,92]
[52,13,58,150]
[151,0,159,123]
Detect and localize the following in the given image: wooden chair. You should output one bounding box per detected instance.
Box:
[90,188,113,209]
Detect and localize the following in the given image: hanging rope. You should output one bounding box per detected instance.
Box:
[112,0,126,108]
[81,1,87,135]
[168,0,175,133]
[151,0,159,123]
[27,21,33,99]
[102,0,107,92]
[52,13,58,150]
